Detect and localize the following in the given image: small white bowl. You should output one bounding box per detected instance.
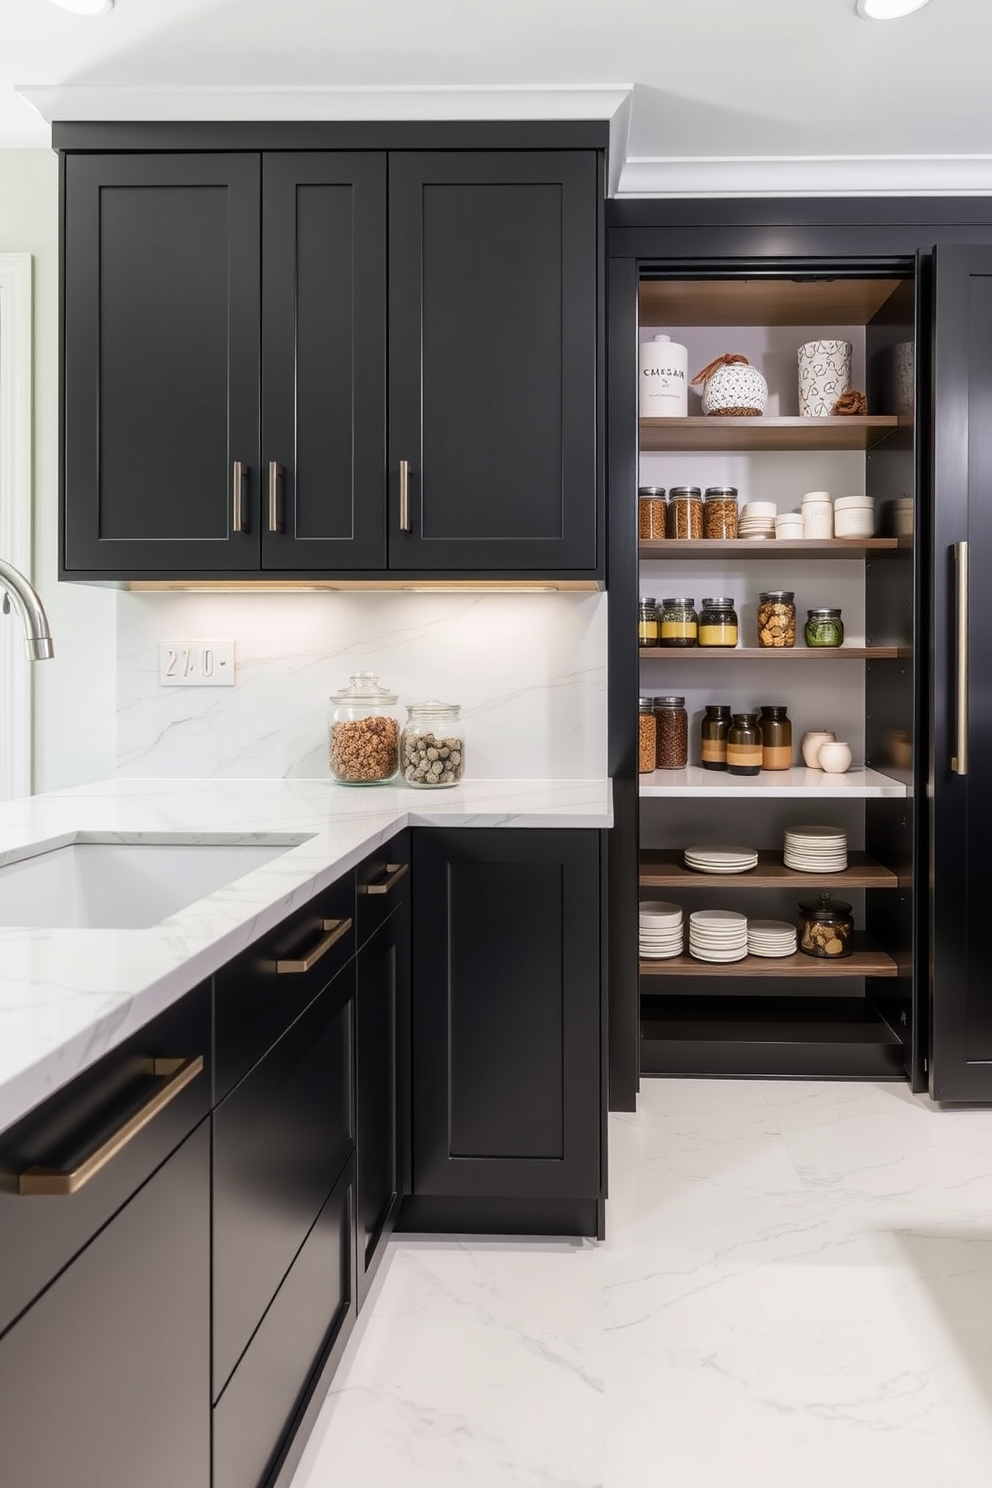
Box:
[818,741,853,774]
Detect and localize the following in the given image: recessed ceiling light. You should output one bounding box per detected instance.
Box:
[46,0,114,15]
[856,0,931,18]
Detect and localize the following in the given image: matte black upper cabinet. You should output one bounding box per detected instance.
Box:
[61,146,601,579]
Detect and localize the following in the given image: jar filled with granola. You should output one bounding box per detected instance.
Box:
[329,672,400,784]
[757,591,797,648]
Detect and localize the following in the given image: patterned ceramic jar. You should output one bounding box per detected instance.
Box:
[692,355,768,416]
[798,340,852,417]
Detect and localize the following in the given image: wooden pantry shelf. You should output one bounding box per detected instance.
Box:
[639,538,901,560]
[638,645,906,661]
[638,277,908,329]
[639,937,898,979]
[638,415,902,452]
[639,850,901,890]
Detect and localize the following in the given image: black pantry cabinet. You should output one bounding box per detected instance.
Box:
[58,125,605,581]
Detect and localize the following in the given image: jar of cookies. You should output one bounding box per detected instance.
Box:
[798,891,853,959]
[329,672,400,784]
[757,591,797,648]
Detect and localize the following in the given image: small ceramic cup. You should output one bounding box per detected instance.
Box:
[801,730,836,768]
[818,741,853,774]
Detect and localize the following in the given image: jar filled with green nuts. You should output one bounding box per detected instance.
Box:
[401,701,465,788]
[329,672,400,784]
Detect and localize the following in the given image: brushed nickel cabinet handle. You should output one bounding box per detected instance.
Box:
[399,459,412,533]
[274,917,352,974]
[360,862,409,897]
[951,540,969,776]
[232,460,249,534]
[17,1056,204,1197]
[268,461,285,534]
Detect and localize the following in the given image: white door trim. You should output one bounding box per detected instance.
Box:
[0,253,33,801]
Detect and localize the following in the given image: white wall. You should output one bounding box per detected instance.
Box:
[0,149,116,793]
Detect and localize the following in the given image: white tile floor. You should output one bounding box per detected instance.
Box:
[289,1079,992,1487]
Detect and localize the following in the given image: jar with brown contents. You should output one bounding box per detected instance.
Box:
[638,698,657,774]
[759,704,793,770]
[701,703,732,770]
[798,891,854,959]
[727,712,762,776]
[757,591,797,648]
[328,672,400,784]
[653,696,688,770]
[638,487,667,540]
[667,487,703,540]
[704,486,739,540]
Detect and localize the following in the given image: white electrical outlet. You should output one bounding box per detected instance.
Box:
[159,639,236,687]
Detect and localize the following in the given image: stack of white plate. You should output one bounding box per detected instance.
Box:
[684,844,759,875]
[688,909,748,963]
[739,501,777,540]
[639,901,684,959]
[784,825,848,872]
[747,919,798,958]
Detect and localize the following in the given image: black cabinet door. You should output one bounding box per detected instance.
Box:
[388,152,600,572]
[63,153,260,574]
[0,1121,210,1488]
[261,153,387,571]
[928,244,992,1100]
[411,828,602,1198]
[355,889,410,1307]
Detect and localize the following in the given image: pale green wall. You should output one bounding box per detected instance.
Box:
[0,149,115,792]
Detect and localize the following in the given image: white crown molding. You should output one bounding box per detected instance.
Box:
[0,254,33,801]
[618,153,992,197]
[16,82,633,125]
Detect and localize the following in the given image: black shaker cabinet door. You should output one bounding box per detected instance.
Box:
[388,152,600,572]
[261,153,387,570]
[411,828,602,1198]
[928,244,992,1101]
[63,153,261,573]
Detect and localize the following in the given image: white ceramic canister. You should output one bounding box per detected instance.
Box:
[818,741,854,774]
[774,514,805,540]
[801,730,836,769]
[798,340,853,417]
[834,494,875,539]
[802,490,834,540]
[696,357,768,416]
[639,333,689,417]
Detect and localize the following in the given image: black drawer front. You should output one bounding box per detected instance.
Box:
[355,830,409,948]
[0,978,211,1341]
[213,966,354,1397]
[213,1154,355,1488]
[214,873,354,1102]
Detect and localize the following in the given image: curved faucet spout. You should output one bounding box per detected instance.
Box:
[0,558,55,661]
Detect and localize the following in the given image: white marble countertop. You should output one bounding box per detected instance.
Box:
[0,777,612,1132]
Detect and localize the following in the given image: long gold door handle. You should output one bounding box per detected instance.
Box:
[360,862,409,897]
[18,1056,204,1196]
[399,460,412,533]
[274,917,352,974]
[232,461,249,534]
[951,540,969,775]
[268,461,285,533]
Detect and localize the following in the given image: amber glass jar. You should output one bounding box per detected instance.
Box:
[660,597,698,648]
[638,698,657,774]
[668,487,703,539]
[704,486,739,540]
[798,891,854,959]
[653,696,688,770]
[638,487,667,540]
[701,704,731,771]
[638,597,660,648]
[759,704,793,770]
[698,598,739,648]
[727,712,762,776]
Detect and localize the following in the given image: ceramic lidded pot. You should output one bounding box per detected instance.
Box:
[691,354,768,417]
[801,730,836,768]
[798,340,853,416]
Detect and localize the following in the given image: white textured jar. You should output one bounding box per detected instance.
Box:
[798,340,853,416]
[802,491,833,540]
[700,360,767,416]
[639,333,689,417]
[834,494,875,538]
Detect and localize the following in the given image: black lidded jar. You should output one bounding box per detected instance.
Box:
[727,712,762,776]
[798,891,854,959]
[701,704,732,771]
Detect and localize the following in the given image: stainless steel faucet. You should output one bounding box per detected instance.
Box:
[0,558,55,660]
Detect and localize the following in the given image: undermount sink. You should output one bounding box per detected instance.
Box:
[0,835,304,930]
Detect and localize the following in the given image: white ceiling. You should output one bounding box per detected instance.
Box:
[4,0,992,193]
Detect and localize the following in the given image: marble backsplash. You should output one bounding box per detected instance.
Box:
[116,590,608,780]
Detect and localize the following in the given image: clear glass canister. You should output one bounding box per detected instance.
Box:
[757,591,797,648]
[653,696,688,770]
[798,891,854,959]
[704,486,739,540]
[698,597,739,648]
[638,698,657,774]
[701,703,731,771]
[639,487,667,541]
[667,487,703,540]
[638,597,660,648]
[660,597,698,648]
[401,701,464,787]
[805,608,845,648]
[328,672,400,784]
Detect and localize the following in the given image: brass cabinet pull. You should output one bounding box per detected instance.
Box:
[360,862,409,897]
[399,459,412,533]
[17,1056,204,1197]
[232,460,249,534]
[275,916,352,974]
[951,540,969,776]
[268,461,285,533]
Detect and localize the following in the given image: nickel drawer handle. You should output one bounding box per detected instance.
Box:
[268,461,285,534]
[951,540,969,776]
[232,460,250,534]
[275,917,352,974]
[17,1056,204,1197]
[360,862,409,897]
[399,459,412,533]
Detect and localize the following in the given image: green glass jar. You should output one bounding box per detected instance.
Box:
[805,608,845,648]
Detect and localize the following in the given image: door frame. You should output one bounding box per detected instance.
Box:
[0,254,32,800]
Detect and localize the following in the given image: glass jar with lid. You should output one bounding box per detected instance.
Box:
[701,704,732,771]
[758,704,793,770]
[704,486,739,540]
[659,597,698,648]
[653,696,688,770]
[638,698,657,774]
[698,598,739,648]
[757,591,797,648]
[667,486,703,540]
[798,891,854,959]
[638,487,667,541]
[805,607,845,648]
[329,672,400,784]
[401,700,464,787]
[638,597,660,648]
[727,713,762,776]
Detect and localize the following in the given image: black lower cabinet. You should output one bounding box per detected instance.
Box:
[0,1120,211,1488]
[405,828,604,1235]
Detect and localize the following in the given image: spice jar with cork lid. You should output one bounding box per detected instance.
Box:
[653,697,688,770]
